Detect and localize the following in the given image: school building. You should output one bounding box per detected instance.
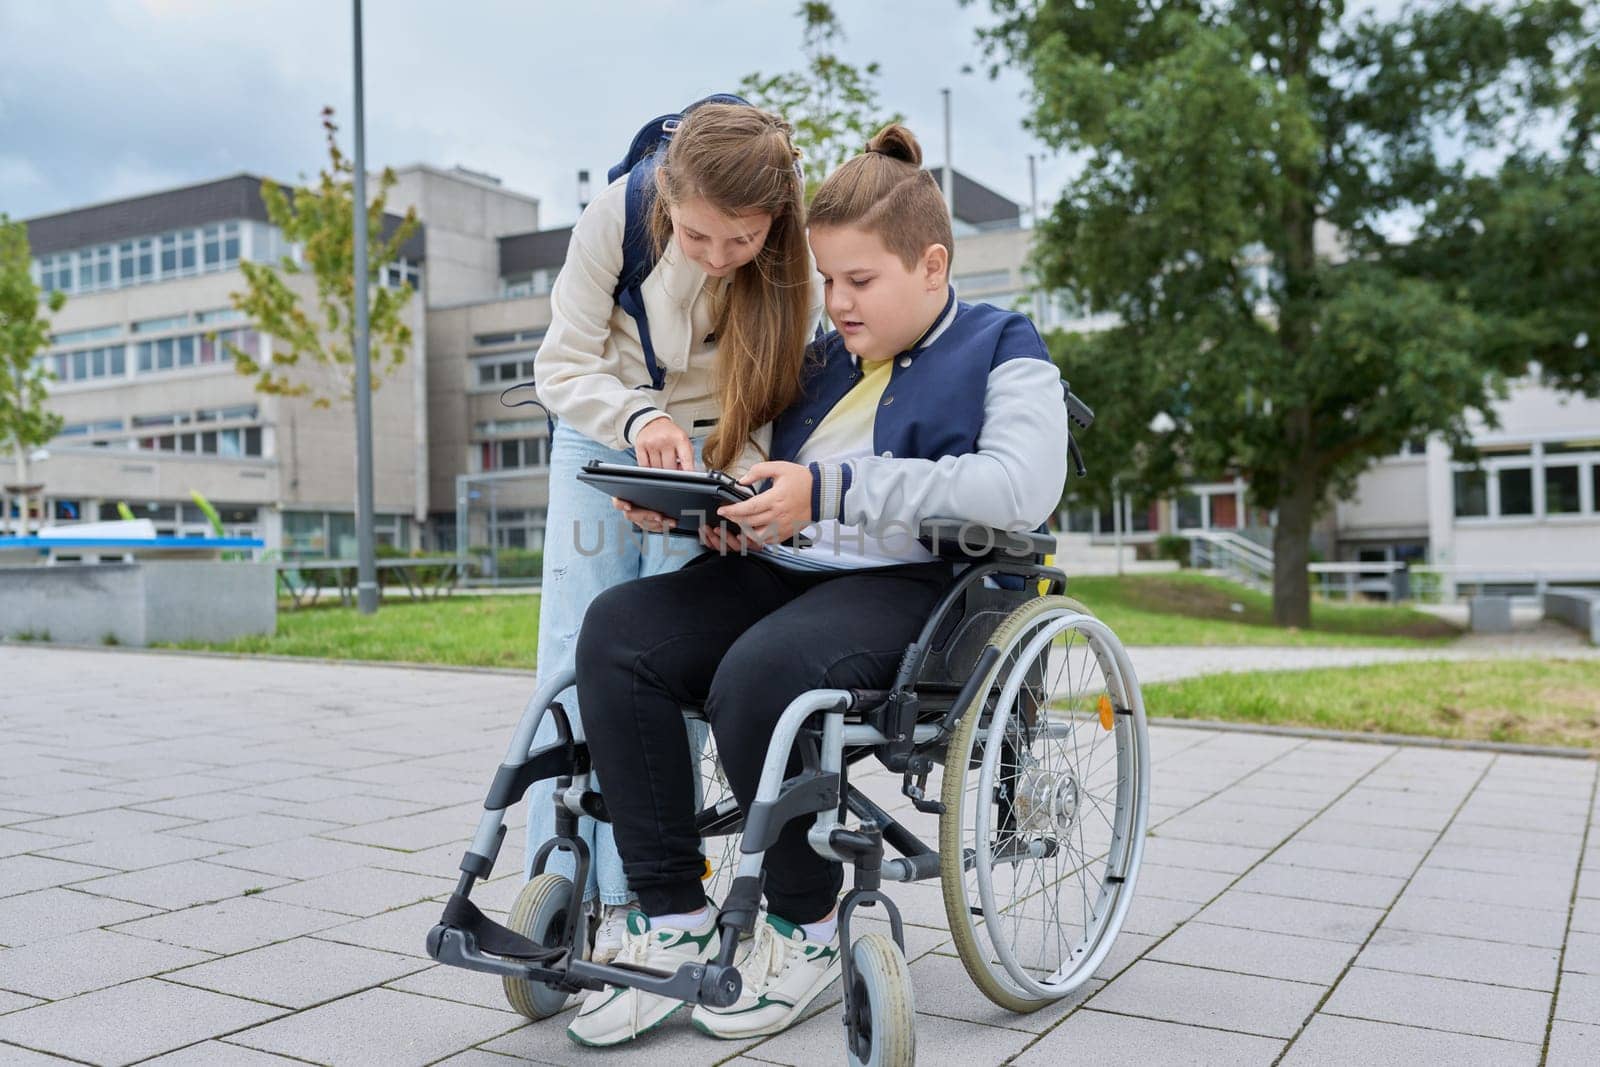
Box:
[15,164,1600,579]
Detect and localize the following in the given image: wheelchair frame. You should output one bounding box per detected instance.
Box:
[425,386,1146,1057]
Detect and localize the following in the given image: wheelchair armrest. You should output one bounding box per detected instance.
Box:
[918,519,1055,563]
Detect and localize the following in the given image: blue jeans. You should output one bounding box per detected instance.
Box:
[524,421,707,904]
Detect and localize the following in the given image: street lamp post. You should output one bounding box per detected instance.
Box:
[351,0,378,614]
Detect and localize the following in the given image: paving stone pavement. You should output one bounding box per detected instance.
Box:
[1,645,1595,1065]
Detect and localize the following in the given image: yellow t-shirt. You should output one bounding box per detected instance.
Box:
[766,356,938,570]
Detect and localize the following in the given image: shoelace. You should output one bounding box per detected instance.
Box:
[596,906,631,944]
[743,922,791,987]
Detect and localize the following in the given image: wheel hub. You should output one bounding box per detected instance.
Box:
[1013,762,1079,837]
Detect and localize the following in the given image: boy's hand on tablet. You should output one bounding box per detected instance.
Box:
[633,419,696,471]
[700,525,756,554]
[719,461,812,544]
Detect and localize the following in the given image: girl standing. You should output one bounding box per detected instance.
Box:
[526,101,816,963]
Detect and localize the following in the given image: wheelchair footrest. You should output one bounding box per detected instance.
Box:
[438,892,563,962]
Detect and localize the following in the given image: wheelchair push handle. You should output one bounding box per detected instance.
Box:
[1060,380,1093,478]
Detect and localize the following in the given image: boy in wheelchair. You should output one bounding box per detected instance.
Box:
[565,123,1070,1047]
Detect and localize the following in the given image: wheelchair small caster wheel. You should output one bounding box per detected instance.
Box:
[502,873,574,1019]
[845,933,915,1067]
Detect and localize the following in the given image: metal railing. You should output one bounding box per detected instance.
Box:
[1182,530,1409,600]
[1183,530,1275,588]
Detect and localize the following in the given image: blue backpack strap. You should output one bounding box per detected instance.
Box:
[608,93,755,394]
[614,154,667,391]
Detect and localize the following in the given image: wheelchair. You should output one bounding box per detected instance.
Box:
[427,389,1150,1066]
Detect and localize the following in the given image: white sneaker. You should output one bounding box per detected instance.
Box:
[590,901,636,965]
[566,909,719,1048]
[691,912,841,1039]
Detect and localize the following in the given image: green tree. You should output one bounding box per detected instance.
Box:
[0,215,65,535]
[976,0,1596,627]
[740,2,904,195]
[229,107,419,408]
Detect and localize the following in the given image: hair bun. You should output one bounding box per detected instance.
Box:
[866,123,922,166]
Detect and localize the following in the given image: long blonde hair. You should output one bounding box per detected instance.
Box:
[649,103,812,471]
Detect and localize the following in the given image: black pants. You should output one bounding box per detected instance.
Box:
[575,551,953,924]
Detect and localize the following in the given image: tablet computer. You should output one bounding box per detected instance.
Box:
[576,460,754,537]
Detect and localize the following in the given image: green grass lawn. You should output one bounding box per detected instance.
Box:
[1143,658,1600,748]
[167,595,542,670]
[1066,573,1460,647]
[166,571,1455,672]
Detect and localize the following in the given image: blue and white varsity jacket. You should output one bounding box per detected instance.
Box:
[769,289,1068,541]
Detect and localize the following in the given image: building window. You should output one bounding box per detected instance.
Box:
[135,329,256,374]
[474,328,546,347]
[381,258,421,290]
[473,349,539,388]
[33,221,250,296]
[1175,492,1203,530]
[1546,465,1582,514]
[477,436,549,471]
[48,345,125,384]
[1453,470,1488,518]
[1496,467,1534,516]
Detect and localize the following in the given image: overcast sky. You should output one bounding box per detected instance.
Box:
[0,0,1079,230]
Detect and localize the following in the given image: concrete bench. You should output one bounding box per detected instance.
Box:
[1469,595,1513,634]
[0,561,275,646]
[1545,587,1600,646]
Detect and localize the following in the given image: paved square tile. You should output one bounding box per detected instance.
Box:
[0,886,159,946]
[1015,1008,1285,1065]
[14,807,196,840]
[1406,861,1575,910]
[110,896,348,954]
[1556,970,1600,1025]
[0,927,215,999]
[1547,1019,1600,1066]
[204,835,403,880]
[140,1041,312,1064]
[228,987,523,1066]
[0,991,46,1015]
[258,865,455,917]
[1383,890,1569,948]
[1149,921,1357,985]
[1281,1013,1540,1066]
[1356,927,1559,991]
[164,937,429,1009]
[37,830,232,871]
[1231,861,1405,908]
[1321,966,1550,1043]
[0,978,284,1065]
[1088,959,1324,1038]
[0,853,110,897]
[166,811,346,847]
[74,859,292,910]
[1195,889,1384,943]
[1269,838,1425,878]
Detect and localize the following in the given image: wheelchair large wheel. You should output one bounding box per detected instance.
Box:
[502,873,575,1019]
[691,719,744,904]
[938,595,1149,1012]
[845,932,916,1067]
